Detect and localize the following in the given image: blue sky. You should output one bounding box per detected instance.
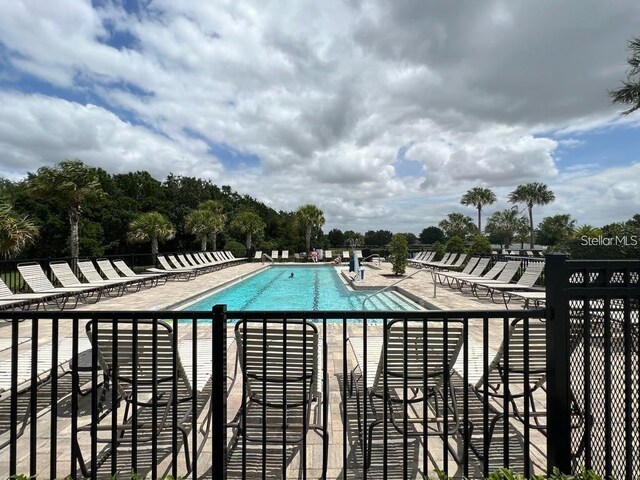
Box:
[0,0,639,232]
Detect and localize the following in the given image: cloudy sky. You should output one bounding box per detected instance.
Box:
[1,0,639,233]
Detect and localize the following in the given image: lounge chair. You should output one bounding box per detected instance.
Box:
[270,250,278,261]
[149,255,196,281]
[436,258,495,286]
[230,318,327,477]
[0,277,58,311]
[97,258,157,292]
[0,335,94,450]
[458,260,522,294]
[77,259,141,294]
[281,250,289,261]
[111,259,169,287]
[18,262,98,309]
[348,318,466,468]
[434,257,483,285]
[474,261,545,305]
[505,291,547,309]
[415,252,452,268]
[77,319,213,477]
[409,251,435,267]
[434,253,469,271]
[253,251,262,261]
[342,250,349,260]
[192,252,220,271]
[183,253,215,273]
[462,317,548,465]
[50,260,121,300]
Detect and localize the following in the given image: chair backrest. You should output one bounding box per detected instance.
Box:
[475,317,547,391]
[0,277,16,298]
[445,253,460,265]
[450,253,468,268]
[157,255,174,270]
[86,319,194,403]
[282,250,289,259]
[168,255,186,269]
[271,250,278,259]
[515,261,545,286]
[77,260,108,283]
[437,252,452,264]
[177,254,193,267]
[223,251,232,259]
[18,262,57,292]
[235,319,319,407]
[211,252,224,262]
[493,261,521,283]
[355,250,363,258]
[372,319,464,393]
[342,251,349,259]
[193,253,208,265]
[479,260,506,279]
[96,259,122,280]
[465,258,488,276]
[112,260,137,277]
[460,257,479,274]
[49,261,83,287]
[254,251,262,259]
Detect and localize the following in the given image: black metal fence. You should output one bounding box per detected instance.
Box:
[0,308,550,479]
[545,255,640,480]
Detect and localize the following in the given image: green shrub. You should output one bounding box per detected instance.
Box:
[429,466,604,480]
[467,234,492,255]
[389,233,409,275]
[223,239,246,257]
[432,241,446,260]
[445,235,465,253]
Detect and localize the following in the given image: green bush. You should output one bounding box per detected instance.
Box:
[223,239,246,257]
[467,234,492,255]
[445,235,465,253]
[432,241,446,260]
[429,466,604,480]
[389,233,409,275]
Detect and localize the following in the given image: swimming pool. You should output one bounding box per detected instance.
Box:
[182,265,421,311]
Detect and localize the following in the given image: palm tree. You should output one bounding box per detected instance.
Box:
[486,209,528,250]
[609,37,640,115]
[127,212,176,256]
[199,200,226,251]
[27,159,105,259]
[0,201,39,258]
[438,213,475,239]
[460,187,497,232]
[296,204,325,253]
[230,210,265,254]
[574,224,603,239]
[508,182,555,249]
[184,209,212,251]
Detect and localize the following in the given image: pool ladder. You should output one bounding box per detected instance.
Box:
[261,253,274,264]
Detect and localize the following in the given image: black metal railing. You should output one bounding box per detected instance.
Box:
[0,307,552,479]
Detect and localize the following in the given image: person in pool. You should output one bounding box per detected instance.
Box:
[290,272,295,278]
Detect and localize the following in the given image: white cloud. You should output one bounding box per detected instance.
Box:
[0,0,638,233]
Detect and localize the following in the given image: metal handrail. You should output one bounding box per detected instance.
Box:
[261,253,274,264]
[362,254,381,264]
[361,267,434,309]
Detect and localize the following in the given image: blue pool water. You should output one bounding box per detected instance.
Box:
[183,265,419,311]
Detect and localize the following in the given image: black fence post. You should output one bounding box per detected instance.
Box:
[545,253,572,474]
[212,304,228,480]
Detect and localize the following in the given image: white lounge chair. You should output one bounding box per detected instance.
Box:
[230,318,327,477]
[349,318,466,468]
[253,250,262,261]
[111,259,169,287]
[0,277,58,310]
[77,319,213,477]
[148,255,196,281]
[77,259,141,294]
[281,250,289,261]
[50,260,121,300]
[18,262,99,309]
